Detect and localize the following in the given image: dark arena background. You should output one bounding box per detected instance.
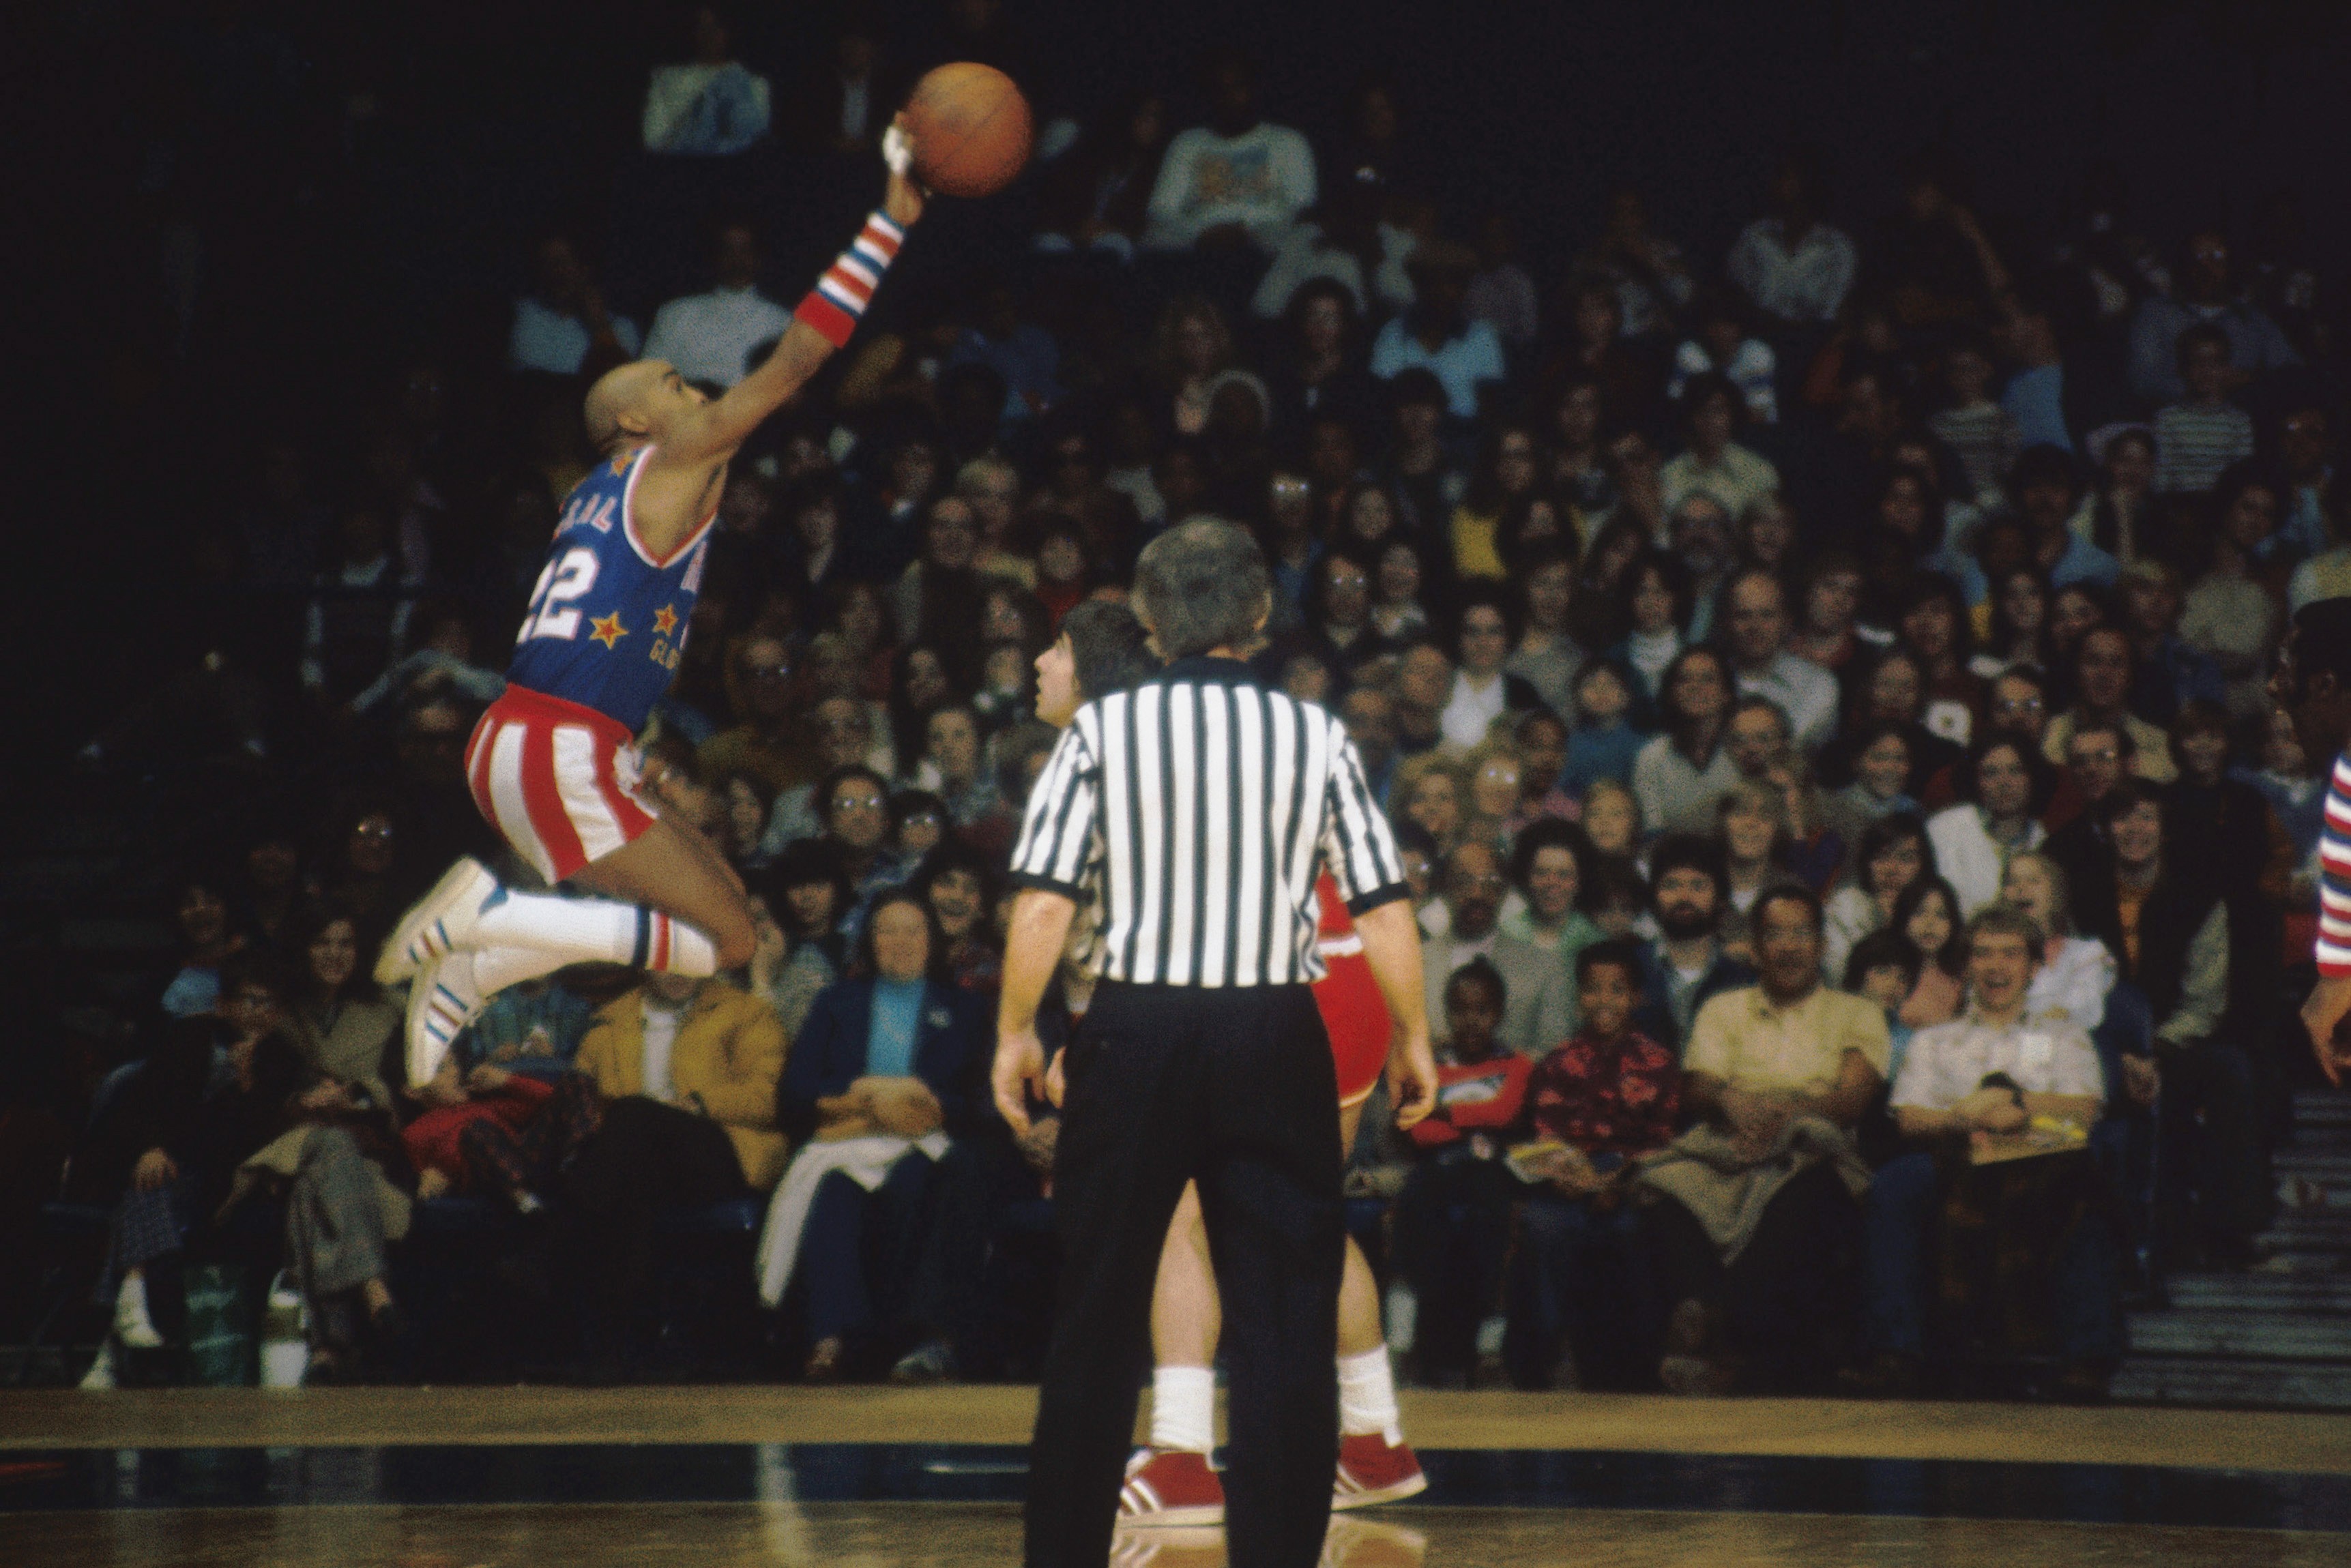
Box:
[13,1,2351,1564]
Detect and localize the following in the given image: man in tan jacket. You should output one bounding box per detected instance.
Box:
[565,973,788,1376]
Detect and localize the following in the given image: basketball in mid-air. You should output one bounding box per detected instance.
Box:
[901,62,1033,199]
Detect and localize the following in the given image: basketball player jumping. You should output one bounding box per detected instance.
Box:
[377,130,925,1080]
[1030,610,1429,1528]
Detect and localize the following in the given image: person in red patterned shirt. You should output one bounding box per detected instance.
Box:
[1505,939,1680,1389]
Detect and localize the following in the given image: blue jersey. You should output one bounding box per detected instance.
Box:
[505,447,712,733]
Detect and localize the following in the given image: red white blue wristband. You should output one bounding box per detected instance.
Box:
[795,210,905,349]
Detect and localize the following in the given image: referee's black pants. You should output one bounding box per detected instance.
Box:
[1025,980,1344,1568]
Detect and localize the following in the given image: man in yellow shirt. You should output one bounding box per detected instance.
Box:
[1641,887,1888,1393]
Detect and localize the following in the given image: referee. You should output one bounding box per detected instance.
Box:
[994,520,1437,1568]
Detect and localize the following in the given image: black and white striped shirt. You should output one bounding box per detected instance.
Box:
[1010,657,1408,987]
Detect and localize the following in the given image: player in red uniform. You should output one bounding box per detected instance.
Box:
[377,132,926,1081]
[1030,615,1427,1528]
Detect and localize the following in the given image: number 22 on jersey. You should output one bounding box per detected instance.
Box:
[519,548,599,642]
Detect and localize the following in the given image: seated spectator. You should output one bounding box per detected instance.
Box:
[1787,551,1869,673]
[1250,171,1416,325]
[1260,281,1384,458]
[1971,567,2056,680]
[783,14,897,157]
[698,634,806,798]
[2041,626,2178,784]
[162,876,247,1019]
[758,697,895,853]
[1546,273,1662,429]
[1925,735,2047,915]
[1371,239,1508,423]
[1559,660,1645,797]
[1420,840,1569,1056]
[1496,820,1605,1046]
[1667,494,1738,640]
[916,842,1003,996]
[1389,959,1532,1384]
[1895,576,1985,743]
[1633,835,1759,1054]
[452,975,597,1081]
[1605,550,1689,710]
[2075,782,2266,1271]
[768,893,991,1379]
[2009,446,2119,592]
[911,704,999,828]
[1822,813,1933,1007]
[1448,424,1545,585]
[1033,89,1170,263]
[1998,850,2118,1031]
[641,5,770,156]
[302,503,423,706]
[2125,226,2298,407]
[1506,940,1680,1389]
[2181,476,2284,719]
[1661,376,1781,525]
[1632,647,1740,838]
[1441,589,1545,750]
[1580,186,1694,340]
[712,769,776,871]
[1855,906,2116,1397]
[1505,709,1578,831]
[1726,153,1858,330]
[1844,928,1925,1091]
[1461,738,1527,855]
[1925,336,2020,506]
[1888,876,1966,1027]
[1143,50,1317,254]
[1717,781,1807,964]
[1379,370,1467,539]
[1579,780,1645,868]
[282,906,400,1112]
[509,231,640,375]
[2116,561,2228,726]
[400,1059,599,1212]
[748,840,853,1043]
[642,218,792,387]
[1637,887,1887,1393]
[1669,289,1776,424]
[566,970,786,1374]
[949,286,1063,434]
[1723,567,1838,752]
[1820,721,1922,850]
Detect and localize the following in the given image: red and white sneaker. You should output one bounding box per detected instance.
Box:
[1117,1447,1225,1528]
[1330,1434,1427,1511]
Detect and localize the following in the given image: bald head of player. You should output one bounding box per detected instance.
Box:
[583,359,710,452]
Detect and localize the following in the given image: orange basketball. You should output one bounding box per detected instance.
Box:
[901,62,1033,199]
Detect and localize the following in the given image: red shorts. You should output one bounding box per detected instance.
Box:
[1315,928,1390,1108]
[465,685,660,885]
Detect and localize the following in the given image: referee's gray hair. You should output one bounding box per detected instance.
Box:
[1134,518,1272,661]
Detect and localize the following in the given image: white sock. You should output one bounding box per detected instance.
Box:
[468,943,574,996]
[1149,1365,1217,1454]
[1338,1347,1403,1445]
[473,893,717,975]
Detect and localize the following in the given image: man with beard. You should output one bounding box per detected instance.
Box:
[1634,835,1758,1054]
[1420,841,1508,1046]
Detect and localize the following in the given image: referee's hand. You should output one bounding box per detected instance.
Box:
[994,1025,1049,1136]
[1387,1029,1440,1130]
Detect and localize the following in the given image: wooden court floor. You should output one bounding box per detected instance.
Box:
[7,1500,2350,1568]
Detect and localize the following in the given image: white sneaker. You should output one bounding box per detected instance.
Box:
[113,1275,164,1350]
[375,858,500,985]
[79,1338,119,1389]
[405,952,488,1085]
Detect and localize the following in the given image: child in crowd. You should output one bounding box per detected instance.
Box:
[1558,660,1647,796]
[1843,928,1923,1088]
[1387,960,1532,1385]
[1508,940,1680,1389]
[2154,323,2255,494]
[1925,336,2020,507]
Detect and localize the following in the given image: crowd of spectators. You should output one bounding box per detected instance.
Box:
[27,1,2351,1402]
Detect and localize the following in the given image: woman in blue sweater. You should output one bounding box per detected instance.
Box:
[777,889,992,1379]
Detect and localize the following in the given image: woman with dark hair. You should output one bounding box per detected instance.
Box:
[1925,735,2049,916]
[162,875,248,1018]
[1263,278,1379,454]
[1832,646,1963,793]
[1370,536,1435,642]
[1660,372,1779,522]
[1875,464,1986,611]
[1822,812,1935,981]
[1971,565,2056,679]
[1441,585,1545,749]
[1294,548,1387,679]
[1546,372,1618,522]
[1631,646,1739,838]
[1336,479,1405,559]
[1897,574,1985,741]
[2086,425,2159,566]
[1568,513,1650,655]
[1787,550,1869,672]
[2046,580,2110,708]
[1820,718,1921,849]
[1449,422,1547,584]
[2182,488,2283,719]
[284,904,402,1111]
[884,643,959,782]
[770,890,993,1380]
[1505,549,1586,719]
[750,840,854,1041]
[1606,549,1693,707]
[916,842,1005,996]
[1888,875,1966,1026]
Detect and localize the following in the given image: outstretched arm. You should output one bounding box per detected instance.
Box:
[660,131,927,469]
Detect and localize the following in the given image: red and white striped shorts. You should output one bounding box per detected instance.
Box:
[465,685,660,885]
